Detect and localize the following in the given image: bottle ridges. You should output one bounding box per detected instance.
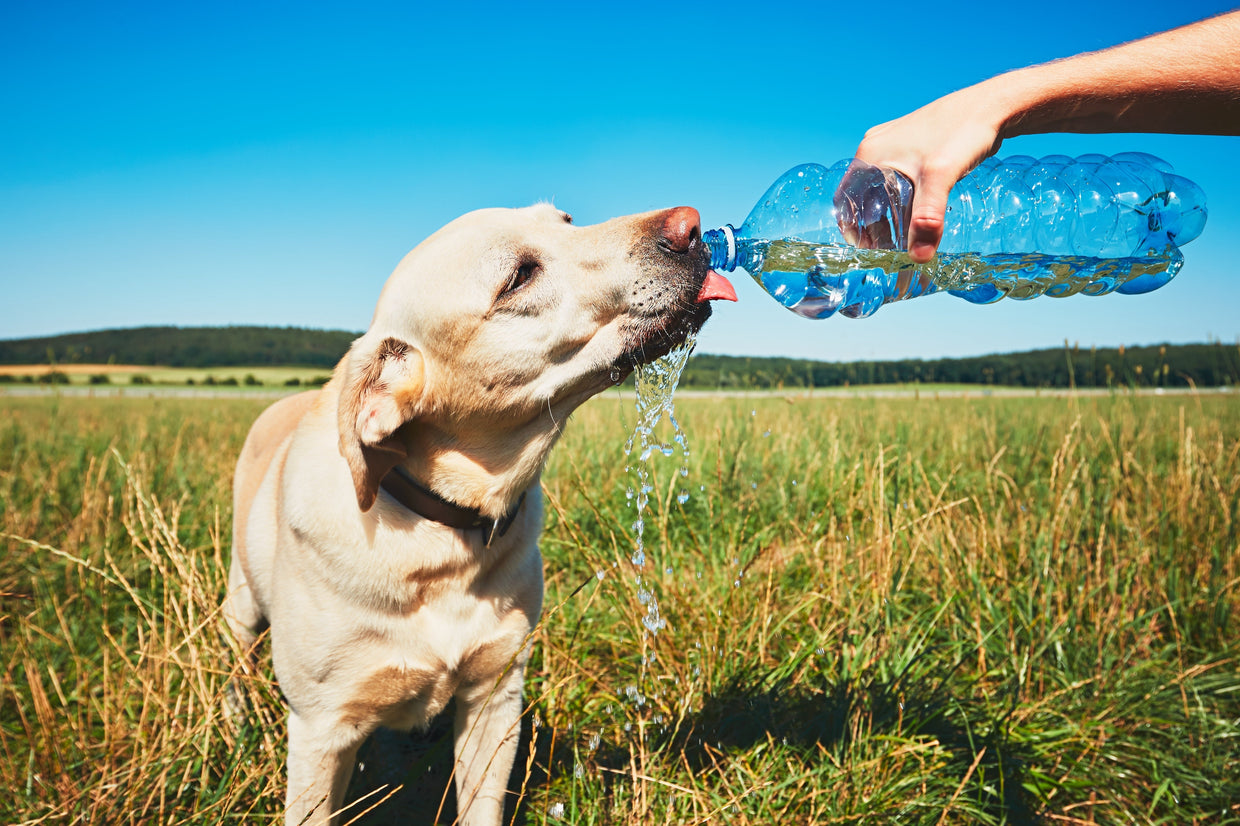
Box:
[704,152,1206,320]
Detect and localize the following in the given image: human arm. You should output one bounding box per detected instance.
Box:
[853,10,1240,263]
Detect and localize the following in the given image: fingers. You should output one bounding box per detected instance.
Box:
[848,86,1007,263]
[906,164,955,263]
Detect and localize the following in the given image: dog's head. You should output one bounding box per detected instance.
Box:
[335,203,734,514]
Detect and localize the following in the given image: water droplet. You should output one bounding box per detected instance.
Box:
[624,685,646,706]
[595,569,606,581]
[676,491,690,504]
[609,367,621,384]
[549,802,565,819]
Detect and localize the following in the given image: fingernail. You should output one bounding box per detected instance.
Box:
[910,242,936,264]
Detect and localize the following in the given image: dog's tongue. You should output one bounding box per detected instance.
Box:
[696,270,737,303]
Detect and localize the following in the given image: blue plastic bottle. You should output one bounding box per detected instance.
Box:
[703,153,1207,320]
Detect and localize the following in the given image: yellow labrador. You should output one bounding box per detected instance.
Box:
[224,203,735,825]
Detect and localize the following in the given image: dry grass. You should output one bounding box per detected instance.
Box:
[2,390,1238,824]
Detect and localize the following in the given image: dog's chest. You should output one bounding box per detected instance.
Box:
[282,495,542,731]
[342,592,530,731]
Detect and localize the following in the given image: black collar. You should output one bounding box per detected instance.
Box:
[379,465,525,547]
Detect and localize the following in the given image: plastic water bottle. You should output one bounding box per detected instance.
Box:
[703,153,1207,320]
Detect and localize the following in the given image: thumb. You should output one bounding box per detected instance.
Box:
[906,166,955,264]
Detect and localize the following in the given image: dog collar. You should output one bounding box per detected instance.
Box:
[379,465,525,547]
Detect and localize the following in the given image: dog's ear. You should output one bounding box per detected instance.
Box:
[337,336,426,512]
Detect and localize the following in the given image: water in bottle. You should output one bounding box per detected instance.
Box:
[703,153,1207,320]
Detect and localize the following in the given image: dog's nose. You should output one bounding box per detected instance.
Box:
[658,206,701,254]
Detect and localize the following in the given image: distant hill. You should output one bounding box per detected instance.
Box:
[0,326,360,369]
[1,326,1236,389]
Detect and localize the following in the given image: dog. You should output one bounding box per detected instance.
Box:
[224,202,736,825]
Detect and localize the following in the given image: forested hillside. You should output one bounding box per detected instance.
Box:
[0,326,359,368]
[1,327,1237,388]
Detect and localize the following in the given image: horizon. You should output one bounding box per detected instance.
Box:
[3,0,1238,362]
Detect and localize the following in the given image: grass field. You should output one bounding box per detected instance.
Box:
[1,390,1237,824]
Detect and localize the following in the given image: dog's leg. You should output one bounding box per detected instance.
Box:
[285,711,361,826]
[453,665,526,825]
[222,555,267,724]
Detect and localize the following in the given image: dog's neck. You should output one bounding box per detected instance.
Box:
[380,464,525,545]
[397,418,560,520]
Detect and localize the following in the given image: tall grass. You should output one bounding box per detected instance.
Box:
[1,391,1237,824]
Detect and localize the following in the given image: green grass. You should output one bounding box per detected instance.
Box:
[2,391,1238,824]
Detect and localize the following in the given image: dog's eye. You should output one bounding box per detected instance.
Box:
[562,213,573,224]
[501,260,540,298]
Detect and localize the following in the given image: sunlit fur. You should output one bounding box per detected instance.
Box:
[224,203,712,825]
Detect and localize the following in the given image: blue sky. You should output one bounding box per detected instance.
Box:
[2,0,1237,362]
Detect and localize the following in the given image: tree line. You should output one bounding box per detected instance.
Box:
[679,343,1240,389]
[0,326,358,369]
[1,327,1237,389]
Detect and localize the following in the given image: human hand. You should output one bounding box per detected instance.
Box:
[851,83,1008,263]
[840,10,1240,263]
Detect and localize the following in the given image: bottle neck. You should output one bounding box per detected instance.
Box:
[703,226,738,271]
